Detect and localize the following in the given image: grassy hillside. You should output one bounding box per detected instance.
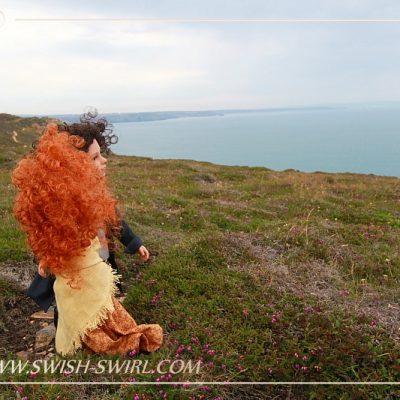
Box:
[0,114,399,399]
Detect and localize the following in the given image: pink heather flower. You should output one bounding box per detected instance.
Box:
[165,374,173,381]
[339,289,350,297]
[207,361,215,368]
[128,349,137,357]
[133,394,140,400]
[314,365,322,372]
[304,306,314,314]
[175,344,186,357]
[21,397,28,400]
[201,385,211,392]
[207,349,216,356]
[221,364,227,370]
[29,371,38,379]
[16,387,24,393]
[203,343,210,350]
[267,367,273,375]
[128,377,136,382]
[242,308,249,317]
[271,314,279,324]
[63,369,72,376]
[302,356,308,361]
[370,320,377,327]
[191,336,200,344]
[301,366,309,373]
[188,316,193,321]
[294,364,300,370]
[186,345,192,352]
[151,292,162,305]
[236,363,246,372]
[294,352,299,358]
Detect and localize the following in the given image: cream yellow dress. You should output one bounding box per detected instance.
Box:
[54,236,163,356]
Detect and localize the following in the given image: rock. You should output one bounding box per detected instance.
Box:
[35,350,47,358]
[16,351,30,361]
[35,323,56,350]
[193,173,217,183]
[31,310,54,320]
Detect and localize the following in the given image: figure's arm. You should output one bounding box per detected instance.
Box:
[26,256,55,312]
[119,219,144,254]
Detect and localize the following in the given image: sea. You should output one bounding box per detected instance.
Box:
[111,104,400,177]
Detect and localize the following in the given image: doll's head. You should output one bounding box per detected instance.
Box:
[32,110,118,177]
[56,110,118,155]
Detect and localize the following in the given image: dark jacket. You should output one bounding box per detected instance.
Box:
[26,219,143,312]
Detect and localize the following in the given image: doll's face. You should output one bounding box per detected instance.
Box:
[88,139,107,177]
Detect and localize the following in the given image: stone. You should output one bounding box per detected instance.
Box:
[16,351,30,361]
[31,310,54,320]
[35,323,56,350]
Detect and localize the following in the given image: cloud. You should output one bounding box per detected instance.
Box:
[1,0,400,113]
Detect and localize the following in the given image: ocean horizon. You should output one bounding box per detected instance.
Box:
[105,104,397,178]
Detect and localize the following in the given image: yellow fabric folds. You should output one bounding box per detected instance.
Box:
[54,236,120,356]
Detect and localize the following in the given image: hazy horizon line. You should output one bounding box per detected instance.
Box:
[12,99,400,118]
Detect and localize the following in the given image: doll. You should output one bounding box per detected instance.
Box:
[11,115,163,356]
[27,216,146,327]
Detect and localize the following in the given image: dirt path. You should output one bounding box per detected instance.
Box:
[11,130,19,143]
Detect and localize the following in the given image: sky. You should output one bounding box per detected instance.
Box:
[1,1,400,114]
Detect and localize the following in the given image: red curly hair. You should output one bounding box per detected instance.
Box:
[11,123,121,285]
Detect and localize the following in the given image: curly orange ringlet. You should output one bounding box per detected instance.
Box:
[11,123,121,287]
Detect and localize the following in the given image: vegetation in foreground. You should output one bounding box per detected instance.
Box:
[0,113,399,399]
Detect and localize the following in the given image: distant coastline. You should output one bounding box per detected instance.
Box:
[20,105,346,124]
